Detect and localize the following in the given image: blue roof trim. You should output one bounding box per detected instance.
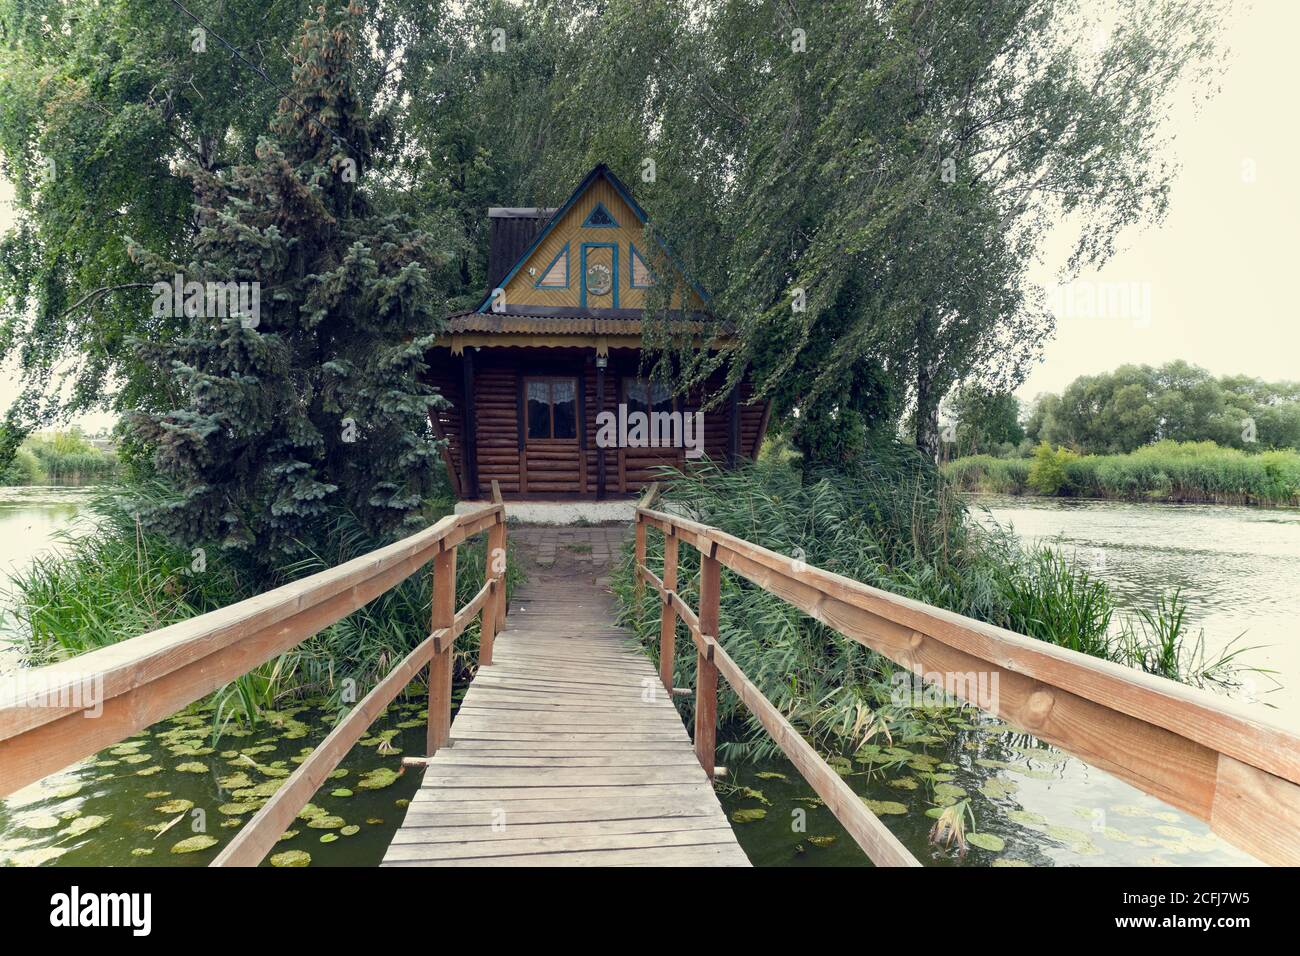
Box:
[475,163,711,313]
[533,242,570,288]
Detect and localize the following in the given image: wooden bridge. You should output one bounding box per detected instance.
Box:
[2,484,1298,866]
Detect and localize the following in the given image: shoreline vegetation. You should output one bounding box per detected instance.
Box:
[0,430,119,487]
[613,451,1262,765]
[943,440,1300,507]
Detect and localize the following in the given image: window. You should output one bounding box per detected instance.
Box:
[535,244,569,288]
[630,244,655,288]
[582,201,618,228]
[526,377,578,440]
[623,377,673,415]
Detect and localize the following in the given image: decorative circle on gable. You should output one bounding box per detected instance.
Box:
[585,263,612,296]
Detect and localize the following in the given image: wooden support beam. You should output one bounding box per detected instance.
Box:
[634,519,647,602]
[491,480,508,621]
[428,546,457,755]
[659,531,679,693]
[726,385,740,467]
[461,349,479,499]
[694,551,722,779]
[595,359,606,499]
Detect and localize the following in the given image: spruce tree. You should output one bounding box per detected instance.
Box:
[127,3,456,564]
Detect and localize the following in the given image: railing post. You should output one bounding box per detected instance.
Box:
[492,481,508,623]
[480,515,505,666]
[695,544,721,779]
[659,530,678,693]
[427,544,456,756]
[634,515,647,601]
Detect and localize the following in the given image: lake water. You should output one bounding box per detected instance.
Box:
[969,495,1300,720]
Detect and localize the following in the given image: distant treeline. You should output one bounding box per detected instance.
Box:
[0,430,119,486]
[945,440,1300,506]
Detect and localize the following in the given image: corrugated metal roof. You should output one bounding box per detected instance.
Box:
[447,313,644,335]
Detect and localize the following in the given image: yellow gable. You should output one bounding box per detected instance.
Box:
[491,170,704,313]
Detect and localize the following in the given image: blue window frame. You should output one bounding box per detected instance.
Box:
[580,242,619,308]
[582,201,619,228]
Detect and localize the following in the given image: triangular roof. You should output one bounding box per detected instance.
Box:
[474,163,710,314]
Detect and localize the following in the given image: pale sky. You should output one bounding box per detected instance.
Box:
[0,0,1295,427]
[1021,0,1300,404]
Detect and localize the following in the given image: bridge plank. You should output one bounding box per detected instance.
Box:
[383,561,749,867]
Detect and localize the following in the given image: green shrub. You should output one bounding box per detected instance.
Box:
[1027,442,1076,494]
[0,447,46,485]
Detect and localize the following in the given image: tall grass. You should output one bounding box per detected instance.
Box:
[3,431,120,486]
[4,482,516,731]
[614,453,1257,761]
[945,440,1300,505]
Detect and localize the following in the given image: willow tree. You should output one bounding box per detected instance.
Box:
[558,0,1227,466]
[126,3,458,562]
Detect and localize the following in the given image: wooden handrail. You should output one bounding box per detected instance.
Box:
[636,505,1300,867]
[0,496,510,867]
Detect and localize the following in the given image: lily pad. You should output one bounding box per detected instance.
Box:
[730,808,767,823]
[170,835,219,854]
[340,825,360,836]
[15,812,61,830]
[319,833,339,843]
[59,815,109,838]
[330,788,354,798]
[306,815,346,830]
[175,762,209,774]
[357,767,402,790]
[864,800,909,816]
[155,799,194,814]
[808,835,836,847]
[1007,810,1047,827]
[270,850,311,867]
[967,832,1005,852]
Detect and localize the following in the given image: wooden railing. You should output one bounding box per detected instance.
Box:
[0,484,509,868]
[634,504,1300,867]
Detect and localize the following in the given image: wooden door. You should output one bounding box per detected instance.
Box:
[523,376,582,494]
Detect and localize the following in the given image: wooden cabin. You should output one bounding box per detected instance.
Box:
[425,164,770,500]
